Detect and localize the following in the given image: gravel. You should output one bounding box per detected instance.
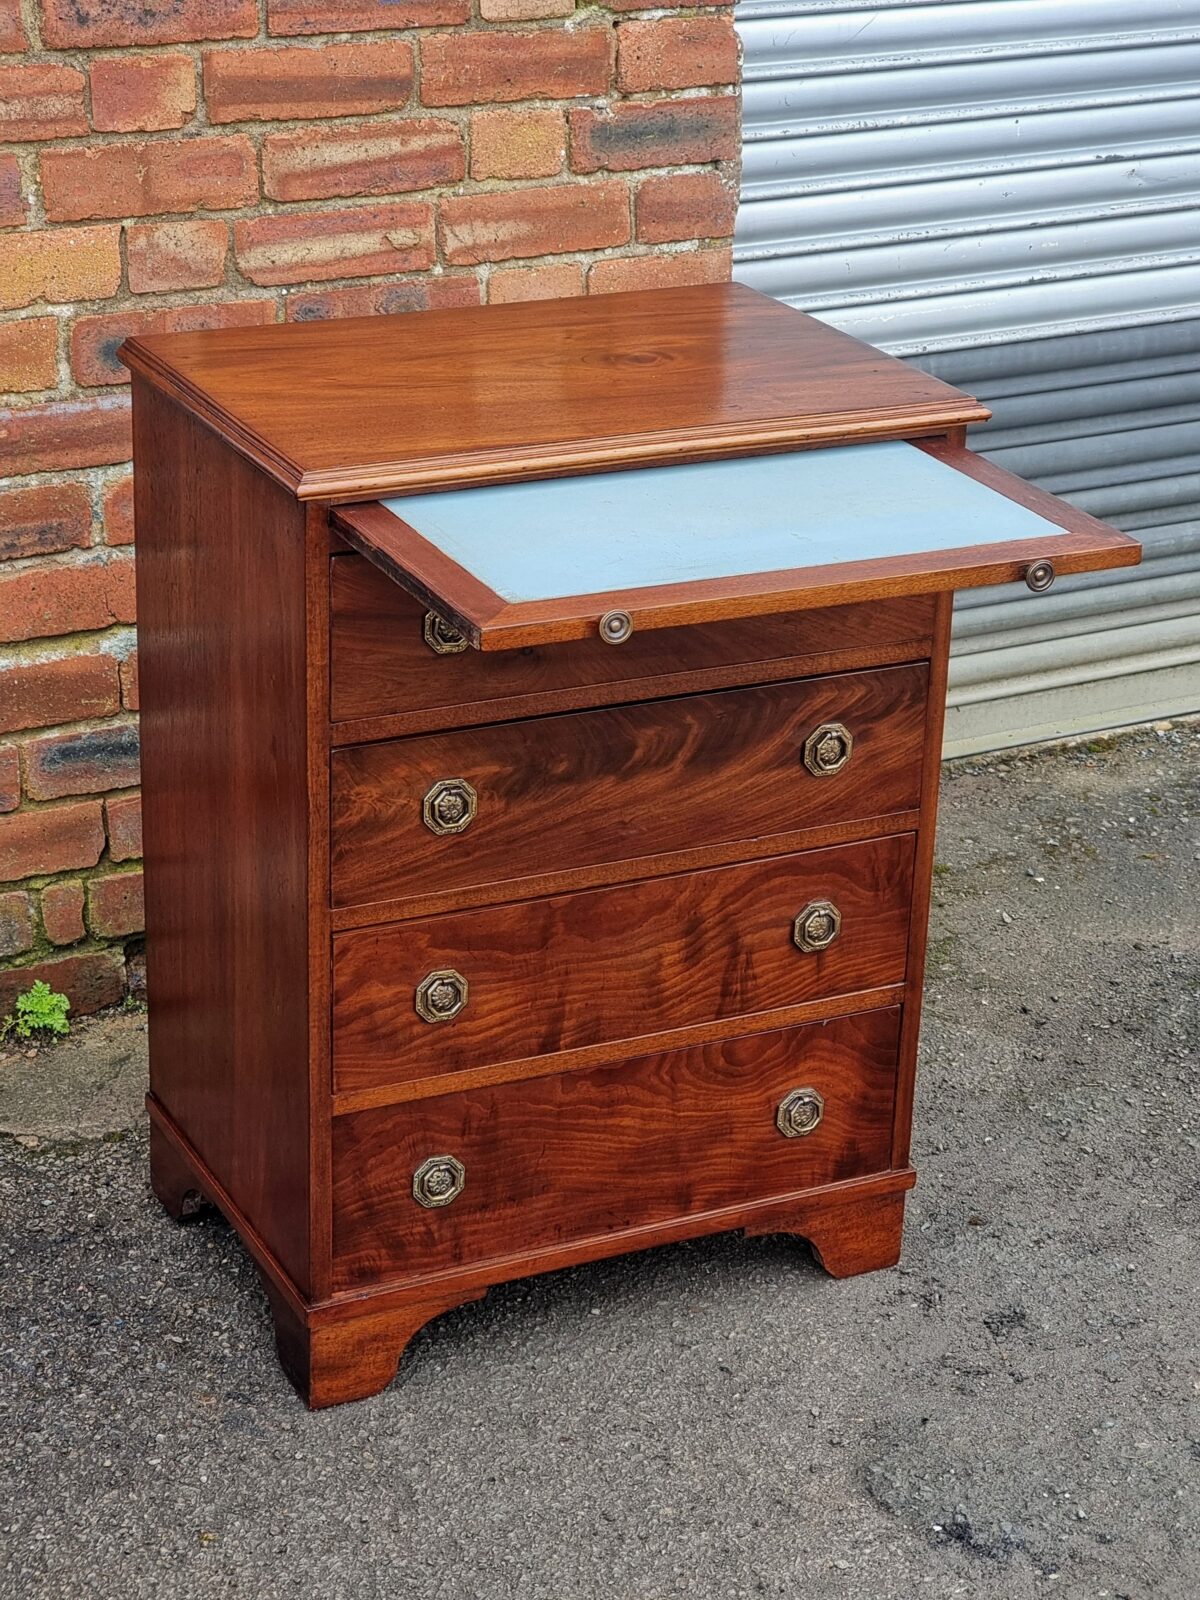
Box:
[1,720,1197,1600]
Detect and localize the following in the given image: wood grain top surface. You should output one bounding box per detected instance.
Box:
[120,283,989,500]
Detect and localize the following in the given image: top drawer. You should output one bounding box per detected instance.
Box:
[330,553,936,728]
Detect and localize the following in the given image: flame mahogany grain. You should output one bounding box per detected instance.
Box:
[332,833,915,1095]
[332,1010,902,1290]
[333,665,927,907]
[331,665,928,910]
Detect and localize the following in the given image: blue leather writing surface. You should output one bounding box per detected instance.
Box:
[381,441,1064,604]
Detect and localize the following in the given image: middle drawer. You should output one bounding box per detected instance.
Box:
[331,663,928,910]
[332,832,915,1096]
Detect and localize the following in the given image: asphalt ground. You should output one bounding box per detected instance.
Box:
[1,720,1197,1600]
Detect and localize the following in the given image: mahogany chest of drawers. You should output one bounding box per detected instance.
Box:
[121,284,1138,1407]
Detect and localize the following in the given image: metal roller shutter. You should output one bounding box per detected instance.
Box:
[734,0,1200,754]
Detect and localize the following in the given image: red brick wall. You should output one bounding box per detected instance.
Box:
[0,0,741,1015]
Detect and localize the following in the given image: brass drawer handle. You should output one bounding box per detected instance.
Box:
[423,778,477,836]
[1024,558,1055,592]
[423,611,469,655]
[413,1154,465,1208]
[793,900,841,952]
[598,609,633,644]
[776,1087,825,1138]
[415,968,469,1023]
[803,721,853,777]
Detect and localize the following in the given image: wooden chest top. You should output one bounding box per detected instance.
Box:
[119,281,989,500]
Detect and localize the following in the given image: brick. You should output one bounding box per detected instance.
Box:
[0,950,125,1018]
[488,261,584,304]
[0,890,34,957]
[0,155,24,229]
[0,555,135,644]
[72,301,274,388]
[617,17,738,93]
[0,317,59,394]
[267,0,467,33]
[120,651,138,710]
[286,274,480,320]
[0,800,105,880]
[421,28,610,107]
[263,120,463,203]
[603,0,726,10]
[41,880,85,946]
[0,746,17,812]
[24,722,141,802]
[0,891,34,958]
[204,42,414,123]
[636,171,737,244]
[235,203,435,286]
[470,109,565,181]
[0,655,120,736]
[0,227,121,312]
[105,792,142,861]
[0,398,130,477]
[126,219,228,294]
[441,180,629,266]
[570,96,739,173]
[0,65,88,142]
[587,244,731,295]
[0,485,92,564]
[89,54,196,133]
[41,0,257,48]
[41,136,257,223]
[0,0,26,51]
[87,868,144,937]
[124,946,146,1001]
[102,475,134,546]
[481,0,572,16]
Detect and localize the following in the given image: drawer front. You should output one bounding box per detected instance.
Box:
[332,833,914,1094]
[330,552,936,726]
[332,665,927,910]
[332,1008,901,1290]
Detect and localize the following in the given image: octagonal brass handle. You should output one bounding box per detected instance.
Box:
[793,900,841,953]
[414,968,469,1023]
[776,1087,825,1138]
[412,1154,465,1208]
[423,778,477,836]
[803,721,853,777]
[423,611,469,655]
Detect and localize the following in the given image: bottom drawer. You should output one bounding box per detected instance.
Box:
[331,1007,900,1291]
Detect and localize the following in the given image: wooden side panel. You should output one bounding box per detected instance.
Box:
[892,591,953,1169]
[332,1009,902,1290]
[329,555,936,725]
[332,833,915,1094]
[133,377,317,1297]
[332,665,928,909]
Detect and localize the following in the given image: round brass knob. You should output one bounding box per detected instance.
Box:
[793,899,841,952]
[423,611,469,654]
[1024,559,1055,593]
[412,1154,465,1208]
[598,609,633,645]
[776,1087,825,1138]
[414,968,469,1023]
[423,778,477,836]
[803,721,853,777]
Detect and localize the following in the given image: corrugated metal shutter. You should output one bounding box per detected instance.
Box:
[734,0,1200,754]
